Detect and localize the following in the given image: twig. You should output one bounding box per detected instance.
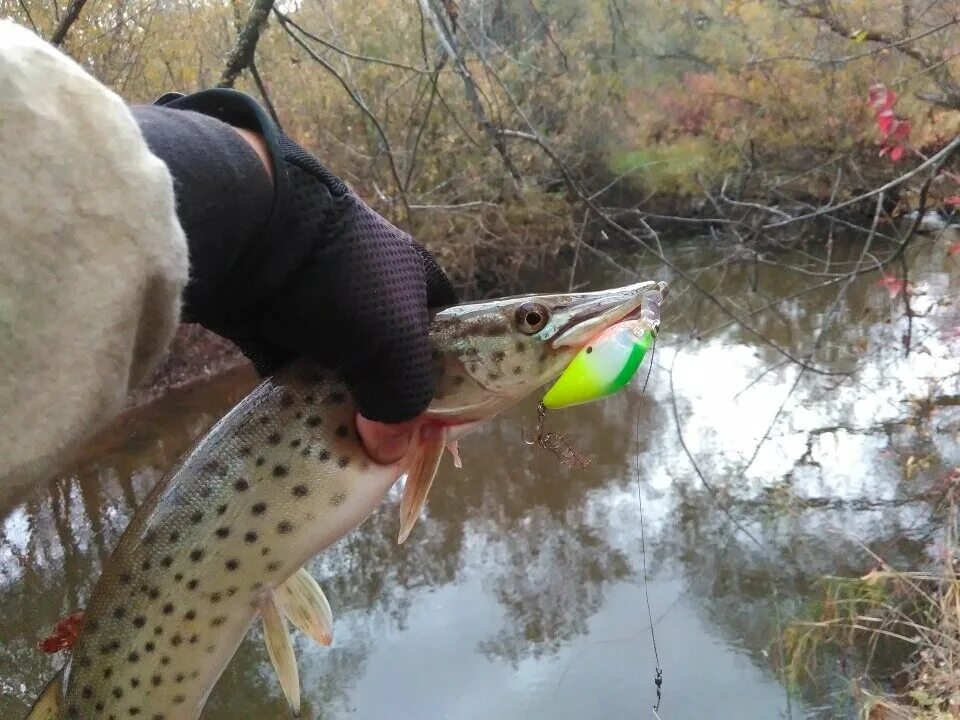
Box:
[408,201,500,211]
[668,345,763,548]
[719,176,792,220]
[898,253,913,357]
[568,212,589,291]
[16,0,39,34]
[249,60,280,126]
[750,16,960,70]
[272,13,430,74]
[604,208,743,226]
[524,0,568,72]
[275,10,407,203]
[403,64,445,192]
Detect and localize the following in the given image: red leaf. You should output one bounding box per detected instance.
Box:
[868,84,896,111]
[889,145,905,162]
[948,241,960,257]
[37,611,84,654]
[876,109,896,134]
[876,275,911,297]
[889,118,911,142]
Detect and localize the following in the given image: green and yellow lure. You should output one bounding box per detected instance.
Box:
[542,282,666,409]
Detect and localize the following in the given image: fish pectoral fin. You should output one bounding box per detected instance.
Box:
[25,667,65,720]
[261,592,301,717]
[398,426,447,545]
[446,440,463,469]
[275,568,334,647]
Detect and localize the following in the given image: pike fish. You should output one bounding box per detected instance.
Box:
[27,281,663,720]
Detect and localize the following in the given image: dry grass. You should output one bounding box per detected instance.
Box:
[783,472,960,719]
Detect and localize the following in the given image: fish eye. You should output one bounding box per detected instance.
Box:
[515,302,549,334]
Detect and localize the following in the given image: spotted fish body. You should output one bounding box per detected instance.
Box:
[29,281,662,720]
[62,367,391,719]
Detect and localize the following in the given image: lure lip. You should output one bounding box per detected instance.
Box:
[550,281,655,348]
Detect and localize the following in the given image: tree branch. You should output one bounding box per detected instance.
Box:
[217,0,276,88]
[50,0,89,46]
[749,16,960,70]
[782,1,960,109]
[417,0,524,185]
[496,128,849,376]
[762,134,960,230]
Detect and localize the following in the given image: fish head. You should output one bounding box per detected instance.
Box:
[397,280,666,543]
[426,280,666,422]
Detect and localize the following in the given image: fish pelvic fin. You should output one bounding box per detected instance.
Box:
[275,568,333,647]
[261,593,301,716]
[25,668,65,720]
[398,425,447,544]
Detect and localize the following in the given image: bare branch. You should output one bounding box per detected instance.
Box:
[274,10,406,203]
[417,0,524,185]
[403,67,444,192]
[50,0,89,46]
[496,127,850,376]
[217,0,276,88]
[16,0,39,34]
[408,201,500,211]
[763,135,960,230]
[249,60,280,126]
[525,0,569,72]
[750,15,960,70]
[697,169,938,342]
[782,1,960,108]
[271,14,430,74]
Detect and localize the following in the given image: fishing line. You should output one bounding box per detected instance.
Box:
[634,336,663,713]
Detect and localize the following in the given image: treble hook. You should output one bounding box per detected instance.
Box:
[521,403,592,468]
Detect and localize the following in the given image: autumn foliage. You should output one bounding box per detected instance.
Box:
[6,0,960,268]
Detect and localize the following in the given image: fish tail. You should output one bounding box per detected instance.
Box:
[25,668,65,720]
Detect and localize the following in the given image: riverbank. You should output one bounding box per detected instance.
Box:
[130,324,248,407]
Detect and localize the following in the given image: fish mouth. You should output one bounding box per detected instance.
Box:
[550,281,657,348]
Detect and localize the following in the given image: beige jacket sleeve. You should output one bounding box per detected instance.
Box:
[0,21,189,499]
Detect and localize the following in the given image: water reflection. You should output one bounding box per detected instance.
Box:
[1,234,958,719]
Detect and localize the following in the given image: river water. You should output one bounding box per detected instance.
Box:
[2,230,959,719]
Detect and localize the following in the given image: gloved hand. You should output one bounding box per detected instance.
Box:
[135,89,458,429]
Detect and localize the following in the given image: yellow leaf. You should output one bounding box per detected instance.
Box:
[905,455,917,479]
[860,568,888,584]
[850,29,869,43]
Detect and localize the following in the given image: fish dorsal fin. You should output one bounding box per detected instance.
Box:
[25,668,65,720]
[261,593,301,716]
[398,426,448,544]
[275,568,333,646]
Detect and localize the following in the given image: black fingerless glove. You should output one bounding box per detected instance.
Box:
[132,89,458,423]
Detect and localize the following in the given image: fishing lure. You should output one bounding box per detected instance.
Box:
[542,283,666,409]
